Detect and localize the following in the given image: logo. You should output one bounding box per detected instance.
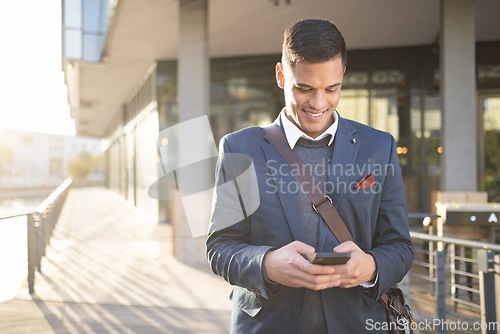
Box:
[139,116,259,238]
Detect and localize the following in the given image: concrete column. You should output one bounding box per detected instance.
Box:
[178,0,209,121]
[174,0,211,265]
[440,0,477,191]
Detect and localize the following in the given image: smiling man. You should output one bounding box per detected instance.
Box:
[276,54,344,139]
[207,19,414,333]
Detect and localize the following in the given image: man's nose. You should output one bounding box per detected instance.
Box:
[309,91,327,110]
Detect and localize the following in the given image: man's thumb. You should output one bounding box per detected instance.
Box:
[291,240,315,256]
[333,240,355,253]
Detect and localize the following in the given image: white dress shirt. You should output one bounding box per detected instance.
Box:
[280,108,339,149]
[279,108,378,288]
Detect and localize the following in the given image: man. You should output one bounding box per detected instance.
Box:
[206,19,413,333]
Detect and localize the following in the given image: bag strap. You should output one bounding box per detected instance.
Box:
[263,124,393,307]
[264,124,353,244]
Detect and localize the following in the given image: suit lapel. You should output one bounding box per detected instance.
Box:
[318,115,359,251]
[327,115,359,208]
[262,118,305,243]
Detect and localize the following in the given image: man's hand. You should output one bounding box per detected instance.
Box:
[263,241,341,290]
[332,241,377,288]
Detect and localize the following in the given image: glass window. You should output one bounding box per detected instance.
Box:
[478,65,500,80]
[64,30,82,60]
[135,111,159,221]
[83,34,104,62]
[480,96,500,202]
[371,70,405,85]
[64,0,82,28]
[343,72,369,86]
[337,89,369,125]
[210,55,283,142]
[63,0,109,62]
[371,89,399,140]
[408,94,441,213]
[125,131,135,204]
[98,0,109,32]
[157,61,178,129]
[83,0,102,32]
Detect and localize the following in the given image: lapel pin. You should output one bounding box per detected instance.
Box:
[351,138,356,144]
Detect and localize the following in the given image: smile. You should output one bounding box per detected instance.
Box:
[304,110,325,118]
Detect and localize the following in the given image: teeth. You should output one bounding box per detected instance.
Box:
[305,110,323,117]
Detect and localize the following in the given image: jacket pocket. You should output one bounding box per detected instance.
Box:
[229,286,264,317]
[347,182,381,199]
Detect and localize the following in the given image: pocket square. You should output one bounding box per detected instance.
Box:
[354,173,376,190]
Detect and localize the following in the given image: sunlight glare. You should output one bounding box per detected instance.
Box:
[0,0,75,135]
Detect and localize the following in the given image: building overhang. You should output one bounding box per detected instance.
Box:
[62,0,500,138]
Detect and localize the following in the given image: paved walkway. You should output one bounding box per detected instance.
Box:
[0,187,232,333]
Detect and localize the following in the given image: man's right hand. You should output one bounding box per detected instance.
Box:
[263,241,341,290]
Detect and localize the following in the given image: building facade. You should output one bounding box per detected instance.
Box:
[0,129,104,190]
[61,0,500,262]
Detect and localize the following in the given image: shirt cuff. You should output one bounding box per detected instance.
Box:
[262,249,281,295]
[359,271,378,288]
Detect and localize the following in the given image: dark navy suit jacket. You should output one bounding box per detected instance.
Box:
[206,113,414,333]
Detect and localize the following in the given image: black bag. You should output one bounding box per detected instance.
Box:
[382,288,414,334]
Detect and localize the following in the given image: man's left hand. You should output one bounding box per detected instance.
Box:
[330,241,377,288]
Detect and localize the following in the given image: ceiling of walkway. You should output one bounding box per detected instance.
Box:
[68,0,500,137]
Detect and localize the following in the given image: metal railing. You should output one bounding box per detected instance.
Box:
[409,229,500,334]
[0,178,72,295]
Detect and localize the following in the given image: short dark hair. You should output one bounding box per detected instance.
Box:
[282,19,347,68]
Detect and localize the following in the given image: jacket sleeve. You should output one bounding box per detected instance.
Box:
[363,134,414,302]
[206,135,279,300]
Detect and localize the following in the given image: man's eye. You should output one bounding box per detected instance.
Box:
[326,89,337,93]
[296,87,311,92]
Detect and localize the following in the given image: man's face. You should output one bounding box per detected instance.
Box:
[276,55,345,138]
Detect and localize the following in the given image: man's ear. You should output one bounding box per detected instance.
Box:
[343,66,346,74]
[276,62,285,89]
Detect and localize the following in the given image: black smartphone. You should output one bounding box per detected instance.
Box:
[310,252,351,265]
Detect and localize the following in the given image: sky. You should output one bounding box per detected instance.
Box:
[0,0,75,135]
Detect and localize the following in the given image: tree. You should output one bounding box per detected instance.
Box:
[67,151,94,181]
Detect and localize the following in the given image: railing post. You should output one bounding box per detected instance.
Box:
[27,214,36,294]
[450,243,456,311]
[43,209,50,252]
[478,249,496,334]
[495,254,500,331]
[51,201,59,237]
[36,214,44,273]
[429,227,435,291]
[436,249,446,334]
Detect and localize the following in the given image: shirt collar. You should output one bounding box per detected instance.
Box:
[280,108,339,149]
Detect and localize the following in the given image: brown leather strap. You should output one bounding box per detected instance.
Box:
[264,124,353,243]
[380,294,389,307]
